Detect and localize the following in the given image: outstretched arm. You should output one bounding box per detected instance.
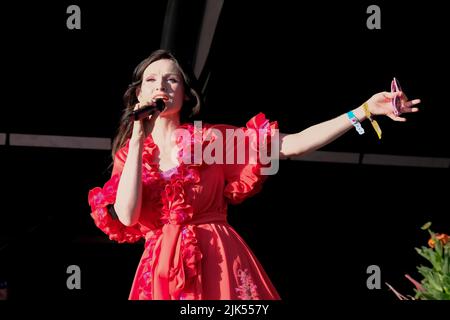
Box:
[279,91,421,158]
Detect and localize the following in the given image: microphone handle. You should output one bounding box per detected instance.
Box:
[130,99,165,121]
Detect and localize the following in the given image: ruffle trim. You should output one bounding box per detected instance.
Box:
[88,174,143,243]
[223,112,278,204]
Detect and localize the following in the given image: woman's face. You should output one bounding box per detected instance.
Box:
[137,59,186,117]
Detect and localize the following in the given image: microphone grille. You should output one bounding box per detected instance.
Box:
[155,99,165,112]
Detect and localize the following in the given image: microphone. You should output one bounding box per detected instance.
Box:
[130,99,165,121]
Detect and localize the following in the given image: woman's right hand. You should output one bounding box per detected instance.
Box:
[130,102,160,142]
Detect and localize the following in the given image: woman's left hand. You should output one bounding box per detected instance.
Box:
[367,91,421,122]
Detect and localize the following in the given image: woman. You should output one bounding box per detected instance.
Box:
[88,50,420,300]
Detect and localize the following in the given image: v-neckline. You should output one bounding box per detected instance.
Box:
[151,141,181,176]
[143,124,191,176]
[159,166,179,180]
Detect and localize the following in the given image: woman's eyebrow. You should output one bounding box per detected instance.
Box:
[145,72,180,76]
[164,73,181,77]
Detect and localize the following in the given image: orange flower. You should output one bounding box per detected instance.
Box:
[428,233,449,248]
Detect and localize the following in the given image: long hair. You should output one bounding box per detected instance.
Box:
[111,49,202,159]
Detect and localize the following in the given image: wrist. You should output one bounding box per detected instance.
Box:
[353,104,367,122]
[346,101,382,139]
[129,136,144,148]
[361,101,382,139]
[346,110,365,135]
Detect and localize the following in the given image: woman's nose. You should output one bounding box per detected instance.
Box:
[154,78,166,91]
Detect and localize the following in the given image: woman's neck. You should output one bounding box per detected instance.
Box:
[146,113,180,152]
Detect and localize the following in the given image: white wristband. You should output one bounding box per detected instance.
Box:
[347,111,364,135]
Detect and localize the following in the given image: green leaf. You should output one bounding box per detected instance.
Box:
[443,276,450,294]
[441,292,450,300]
[417,290,436,300]
[417,265,432,275]
[435,235,444,259]
[430,273,443,292]
[442,252,449,275]
[416,246,432,262]
[430,251,442,272]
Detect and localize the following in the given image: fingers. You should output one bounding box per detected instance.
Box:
[134,102,151,110]
[400,98,421,113]
[151,110,161,119]
[396,91,408,101]
[382,90,421,113]
[383,91,412,102]
[401,105,420,113]
[382,84,421,119]
[401,107,420,113]
[404,99,421,107]
[382,91,404,105]
[132,102,150,123]
[383,91,398,100]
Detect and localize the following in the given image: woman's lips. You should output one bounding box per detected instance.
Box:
[153,95,170,102]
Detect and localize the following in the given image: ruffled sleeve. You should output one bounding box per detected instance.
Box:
[87,143,143,243]
[221,113,279,204]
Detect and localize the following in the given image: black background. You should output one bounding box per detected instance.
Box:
[1,0,449,315]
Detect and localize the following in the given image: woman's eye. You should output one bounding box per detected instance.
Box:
[146,78,155,82]
[168,78,178,83]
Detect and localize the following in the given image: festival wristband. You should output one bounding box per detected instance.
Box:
[362,102,382,139]
[347,111,365,135]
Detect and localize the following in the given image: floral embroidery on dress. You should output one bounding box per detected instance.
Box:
[235,268,259,300]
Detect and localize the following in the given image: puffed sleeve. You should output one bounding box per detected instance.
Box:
[221,113,279,204]
[88,143,143,243]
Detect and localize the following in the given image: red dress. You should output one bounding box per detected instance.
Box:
[88,113,280,300]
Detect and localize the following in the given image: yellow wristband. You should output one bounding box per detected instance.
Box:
[363,102,382,139]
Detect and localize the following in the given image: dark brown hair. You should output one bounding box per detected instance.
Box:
[111,49,202,158]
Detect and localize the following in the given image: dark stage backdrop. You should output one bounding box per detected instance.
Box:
[1,0,449,314]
